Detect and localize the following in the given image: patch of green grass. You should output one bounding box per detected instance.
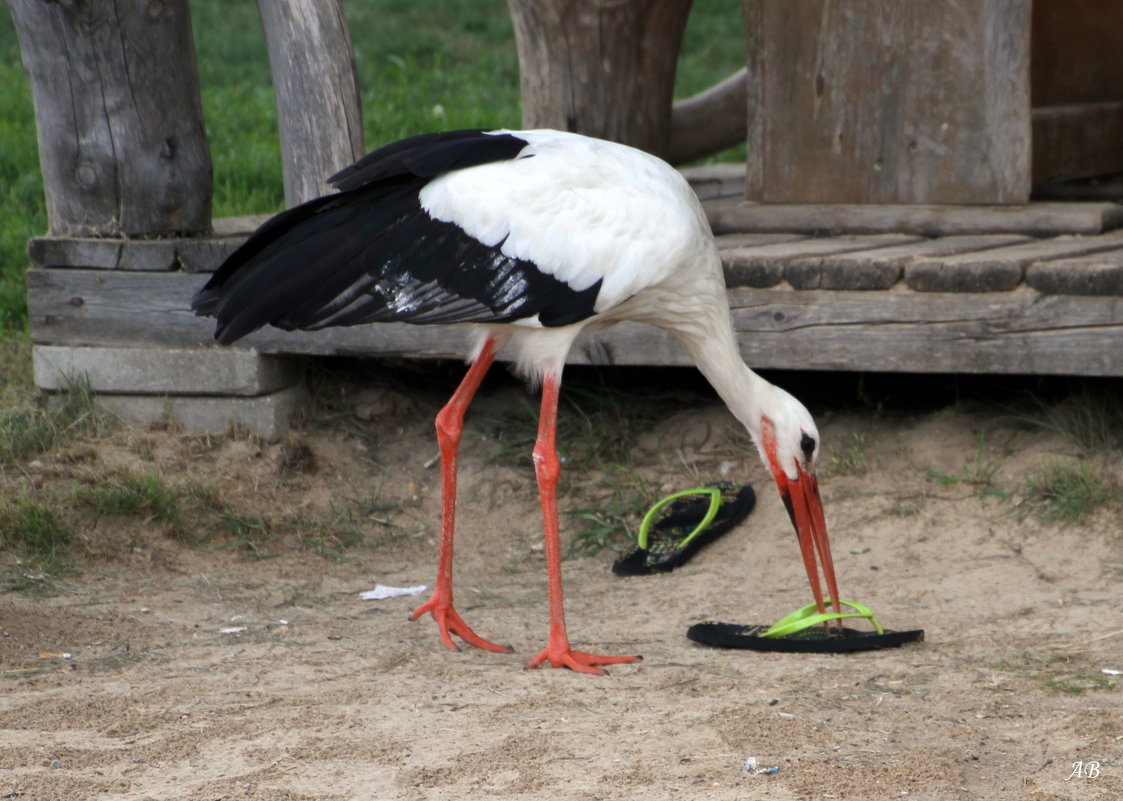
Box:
[0,28,43,334]
[885,499,921,518]
[64,463,378,559]
[301,530,364,561]
[0,372,109,465]
[826,432,873,476]
[1023,457,1123,525]
[76,470,186,533]
[1040,673,1116,694]
[1015,384,1123,454]
[477,372,688,470]
[0,495,71,573]
[473,369,703,554]
[926,434,1010,500]
[991,654,1118,695]
[295,499,368,560]
[0,335,33,405]
[217,511,274,558]
[565,461,655,556]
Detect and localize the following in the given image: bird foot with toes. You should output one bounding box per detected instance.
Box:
[410,597,512,654]
[524,641,641,675]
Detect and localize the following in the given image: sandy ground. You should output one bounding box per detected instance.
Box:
[1,365,1121,800]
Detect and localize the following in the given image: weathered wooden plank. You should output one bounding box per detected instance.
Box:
[7,0,212,236]
[705,199,1123,237]
[29,232,246,274]
[1025,248,1123,295]
[29,269,1123,376]
[183,215,268,272]
[906,231,1123,292]
[784,235,1031,291]
[723,235,922,288]
[26,268,472,358]
[724,287,1123,375]
[1032,103,1123,184]
[742,0,1031,204]
[27,217,262,274]
[28,238,178,272]
[257,0,364,206]
[715,233,807,251]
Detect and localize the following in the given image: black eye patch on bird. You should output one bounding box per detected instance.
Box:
[800,432,816,461]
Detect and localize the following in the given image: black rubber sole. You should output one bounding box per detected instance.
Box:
[612,483,756,576]
[686,622,925,653]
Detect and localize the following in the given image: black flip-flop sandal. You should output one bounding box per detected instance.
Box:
[687,600,924,653]
[612,482,755,576]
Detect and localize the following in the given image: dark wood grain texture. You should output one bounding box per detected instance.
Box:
[7,0,212,236]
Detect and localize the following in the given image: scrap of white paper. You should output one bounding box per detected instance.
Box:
[361,584,427,601]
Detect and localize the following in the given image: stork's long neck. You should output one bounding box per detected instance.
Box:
[687,331,769,439]
[668,277,772,447]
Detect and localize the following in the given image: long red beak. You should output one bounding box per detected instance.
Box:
[777,465,842,627]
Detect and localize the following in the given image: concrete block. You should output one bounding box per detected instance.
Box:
[33,345,302,396]
[94,384,307,442]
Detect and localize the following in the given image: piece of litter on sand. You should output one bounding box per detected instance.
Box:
[744,757,779,775]
[361,584,427,601]
[1102,668,1121,676]
[220,626,247,635]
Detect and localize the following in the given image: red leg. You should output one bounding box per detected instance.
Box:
[411,337,512,653]
[524,370,642,675]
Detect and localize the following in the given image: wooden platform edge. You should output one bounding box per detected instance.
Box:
[26,268,1123,377]
[704,199,1123,237]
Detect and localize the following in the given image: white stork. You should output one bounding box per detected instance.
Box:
[192,128,841,674]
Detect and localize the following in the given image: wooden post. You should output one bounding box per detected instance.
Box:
[742,0,1032,205]
[507,0,693,159]
[7,0,212,236]
[257,0,364,207]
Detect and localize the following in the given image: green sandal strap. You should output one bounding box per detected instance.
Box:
[761,599,885,638]
[636,487,722,551]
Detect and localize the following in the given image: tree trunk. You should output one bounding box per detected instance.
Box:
[257,0,365,207]
[507,0,693,159]
[8,0,212,237]
[668,68,747,164]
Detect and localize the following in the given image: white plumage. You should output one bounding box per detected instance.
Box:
[192,128,842,674]
[420,130,702,311]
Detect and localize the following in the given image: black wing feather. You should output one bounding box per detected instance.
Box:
[192,130,601,346]
[327,129,531,190]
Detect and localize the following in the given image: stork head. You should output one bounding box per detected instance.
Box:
[753,386,841,621]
